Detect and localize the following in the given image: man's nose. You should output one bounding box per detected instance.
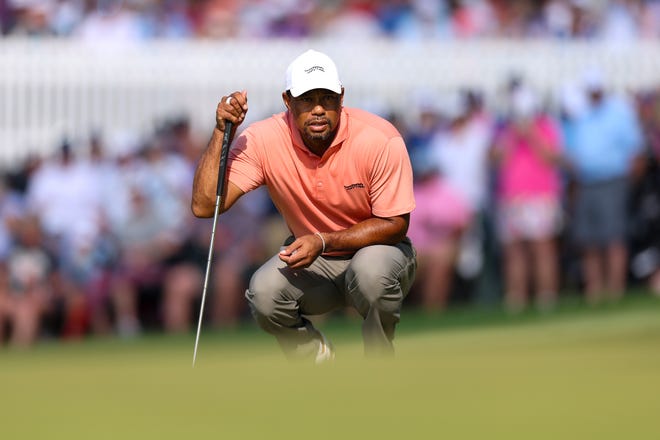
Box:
[311,102,326,114]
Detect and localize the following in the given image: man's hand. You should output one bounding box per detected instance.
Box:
[191,90,249,218]
[278,234,325,269]
[216,90,248,131]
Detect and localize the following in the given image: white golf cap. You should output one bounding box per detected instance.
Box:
[285,49,342,97]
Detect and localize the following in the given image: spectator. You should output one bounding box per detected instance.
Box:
[8,1,54,36]
[0,174,25,262]
[51,0,85,37]
[407,149,472,312]
[640,0,660,38]
[25,140,103,338]
[390,0,451,40]
[197,0,239,39]
[599,0,641,43]
[629,87,660,296]
[543,0,575,39]
[317,0,384,39]
[108,133,192,335]
[75,134,123,335]
[153,119,208,333]
[428,89,493,285]
[450,0,498,38]
[74,0,144,42]
[140,0,194,39]
[563,69,644,304]
[491,86,565,313]
[25,140,102,251]
[109,183,176,336]
[405,92,443,156]
[0,215,55,347]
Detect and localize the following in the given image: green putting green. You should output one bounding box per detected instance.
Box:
[2,295,660,439]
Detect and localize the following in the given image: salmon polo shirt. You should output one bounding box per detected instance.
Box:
[226,107,416,245]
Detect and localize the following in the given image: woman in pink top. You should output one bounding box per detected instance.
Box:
[491,87,565,313]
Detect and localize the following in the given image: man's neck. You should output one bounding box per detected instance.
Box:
[304,140,332,157]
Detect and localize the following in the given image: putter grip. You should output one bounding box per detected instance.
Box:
[216,120,233,197]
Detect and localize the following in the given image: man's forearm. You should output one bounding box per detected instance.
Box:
[191,128,225,218]
[320,214,409,253]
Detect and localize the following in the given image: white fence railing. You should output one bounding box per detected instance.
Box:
[1,38,660,166]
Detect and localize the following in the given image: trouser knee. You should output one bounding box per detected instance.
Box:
[245,270,290,333]
[345,258,404,316]
[245,269,300,333]
[245,288,274,330]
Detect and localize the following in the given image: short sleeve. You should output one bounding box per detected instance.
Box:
[227,127,265,193]
[369,136,416,218]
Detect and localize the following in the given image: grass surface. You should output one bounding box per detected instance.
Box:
[2,293,660,439]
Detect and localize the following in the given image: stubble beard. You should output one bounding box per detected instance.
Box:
[302,118,335,145]
[304,129,331,143]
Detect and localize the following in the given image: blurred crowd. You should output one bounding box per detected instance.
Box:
[2,67,660,348]
[2,0,660,348]
[0,116,286,346]
[404,71,660,316]
[2,0,660,41]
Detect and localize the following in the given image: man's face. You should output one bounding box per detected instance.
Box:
[588,88,604,106]
[283,88,343,148]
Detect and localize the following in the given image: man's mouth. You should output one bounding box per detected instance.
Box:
[308,119,329,132]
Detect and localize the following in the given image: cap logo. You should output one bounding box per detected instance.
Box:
[304,66,325,74]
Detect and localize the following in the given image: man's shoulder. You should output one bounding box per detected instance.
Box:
[245,111,289,138]
[345,107,401,140]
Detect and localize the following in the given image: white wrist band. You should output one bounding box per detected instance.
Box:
[315,232,326,254]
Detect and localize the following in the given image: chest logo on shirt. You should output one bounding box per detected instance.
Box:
[344,183,365,191]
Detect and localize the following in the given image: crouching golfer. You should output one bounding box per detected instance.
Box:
[191,49,417,362]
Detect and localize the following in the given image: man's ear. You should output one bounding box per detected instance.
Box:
[282,91,290,110]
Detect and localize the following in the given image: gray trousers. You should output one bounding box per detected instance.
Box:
[245,238,417,358]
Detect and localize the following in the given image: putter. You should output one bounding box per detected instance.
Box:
[192,120,233,367]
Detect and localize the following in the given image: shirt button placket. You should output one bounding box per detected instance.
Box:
[316,161,325,199]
